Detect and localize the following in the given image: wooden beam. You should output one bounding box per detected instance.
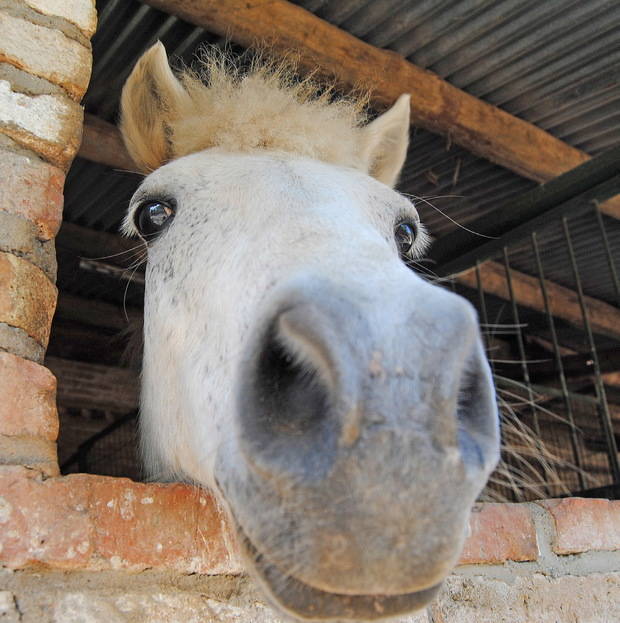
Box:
[54,292,142,332]
[77,115,620,225]
[46,356,139,412]
[456,261,620,342]
[492,347,620,383]
[130,0,618,219]
[76,113,620,224]
[79,113,136,171]
[48,319,129,366]
[56,221,144,270]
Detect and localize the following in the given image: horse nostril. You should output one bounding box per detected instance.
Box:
[238,303,342,482]
[254,327,330,437]
[456,367,479,424]
[455,350,499,469]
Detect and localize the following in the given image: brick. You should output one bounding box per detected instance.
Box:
[0,12,92,100]
[52,592,286,623]
[0,467,89,568]
[0,211,57,279]
[0,469,241,574]
[0,80,83,169]
[430,572,620,623]
[0,592,19,623]
[0,322,46,363]
[23,0,98,38]
[539,497,620,554]
[0,251,57,347]
[0,351,58,440]
[90,477,240,574]
[0,148,64,240]
[0,435,58,476]
[458,503,538,564]
[50,592,430,623]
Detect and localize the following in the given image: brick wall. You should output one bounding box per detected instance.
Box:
[0,2,618,621]
[0,467,617,622]
[0,0,95,476]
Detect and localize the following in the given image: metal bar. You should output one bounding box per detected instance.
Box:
[501,248,542,441]
[562,217,620,481]
[531,231,585,488]
[493,345,620,381]
[475,262,493,366]
[429,144,620,276]
[495,376,603,409]
[594,204,620,307]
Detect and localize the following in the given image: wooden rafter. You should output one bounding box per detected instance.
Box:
[57,221,143,269]
[456,261,620,342]
[79,113,136,171]
[78,115,620,224]
[46,356,139,412]
[54,292,141,332]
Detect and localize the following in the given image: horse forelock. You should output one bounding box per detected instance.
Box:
[165,48,369,168]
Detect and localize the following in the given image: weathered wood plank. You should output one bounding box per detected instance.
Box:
[56,221,144,270]
[79,113,137,171]
[456,261,620,342]
[46,356,139,412]
[54,292,141,332]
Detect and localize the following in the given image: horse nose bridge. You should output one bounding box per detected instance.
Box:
[264,274,482,368]
[404,283,481,351]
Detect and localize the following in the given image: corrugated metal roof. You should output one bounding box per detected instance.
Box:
[63,0,620,305]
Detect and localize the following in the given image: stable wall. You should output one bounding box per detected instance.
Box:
[0,2,619,622]
[0,469,619,622]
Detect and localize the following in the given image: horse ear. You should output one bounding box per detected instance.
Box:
[360,94,411,188]
[120,41,189,173]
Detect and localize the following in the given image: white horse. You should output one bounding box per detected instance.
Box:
[119,42,500,621]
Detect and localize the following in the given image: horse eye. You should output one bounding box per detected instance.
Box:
[135,201,175,239]
[394,221,417,258]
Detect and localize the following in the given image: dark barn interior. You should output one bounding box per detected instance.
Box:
[53,0,620,501]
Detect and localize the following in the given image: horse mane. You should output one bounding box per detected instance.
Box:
[127,46,370,171]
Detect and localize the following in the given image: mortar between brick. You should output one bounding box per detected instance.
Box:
[0,133,45,163]
[0,212,57,281]
[0,323,45,363]
[0,251,58,346]
[0,63,67,99]
[0,80,83,170]
[0,11,92,101]
[0,145,65,240]
[0,436,58,477]
[453,503,620,583]
[0,0,91,47]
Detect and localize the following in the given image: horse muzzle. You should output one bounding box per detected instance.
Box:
[217,277,500,619]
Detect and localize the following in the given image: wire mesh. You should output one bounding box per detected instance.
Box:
[457,204,620,501]
[63,412,142,481]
